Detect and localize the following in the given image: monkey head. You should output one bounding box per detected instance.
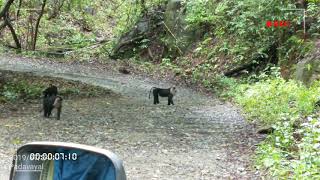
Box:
[170,86,177,95]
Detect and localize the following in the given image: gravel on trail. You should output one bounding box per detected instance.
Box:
[0,55,264,179]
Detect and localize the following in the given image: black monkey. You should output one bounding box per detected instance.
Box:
[43,95,56,118]
[149,86,177,105]
[43,84,58,98]
[42,95,63,120]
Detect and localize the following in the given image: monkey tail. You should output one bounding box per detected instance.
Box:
[149,87,156,99]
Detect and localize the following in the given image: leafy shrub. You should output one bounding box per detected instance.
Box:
[2,81,43,101]
[60,88,80,95]
[235,78,319,124]
[185,0,319,73]
[229,76,320,178]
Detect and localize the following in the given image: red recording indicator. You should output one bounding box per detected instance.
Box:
[266,20,290,27]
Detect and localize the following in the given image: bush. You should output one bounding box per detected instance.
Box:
[229,76,320,178]
[2,81,43,101]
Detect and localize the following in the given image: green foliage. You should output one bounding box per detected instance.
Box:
[112,0,167,35]
[65,33,95,48]
[293,118,320,178]
[1,0,170,60]
[200,64,320,178]
[2,0,318,63]
[223,74,320,178]
[307,2,320,34]
[160,58,174,68]
[255,116,320,178]
[185,0,216,27]
[185,0,319,69]
[236,78,318,124]
[60,88,80,95]
[2,81,43,101]
[112,1,142,36]
[278,36,315,67]
[0,0,119,60]
[205,74,241,98]
[160,58,182,75]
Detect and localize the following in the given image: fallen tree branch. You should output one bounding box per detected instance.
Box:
[162,22,183,56]
[224,63,257,77]
[111,35,145,57]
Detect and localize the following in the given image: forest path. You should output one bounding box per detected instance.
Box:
[0,55,262,179]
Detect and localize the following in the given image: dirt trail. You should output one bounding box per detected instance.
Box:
[0,55,262,179]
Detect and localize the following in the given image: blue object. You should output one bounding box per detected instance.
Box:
[53,149,116,180]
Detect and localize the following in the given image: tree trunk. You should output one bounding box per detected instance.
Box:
[0,0,21,49]
[16,0,23,20]
[5,13,21,49]
[32,0,47,50]
[0,0,15,18]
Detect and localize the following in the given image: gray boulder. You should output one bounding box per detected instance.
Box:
[110,0,205,60]
[295,40,320,85]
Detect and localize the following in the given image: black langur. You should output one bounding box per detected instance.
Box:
[41,84,62,119]
[42,95,63,120]
[43,84,58,97]
[149,86,177,105]
[43,95,56,118]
